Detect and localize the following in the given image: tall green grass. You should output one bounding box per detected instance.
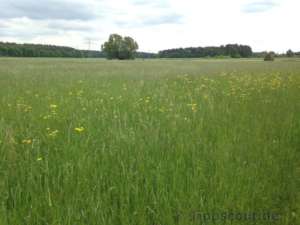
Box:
[0,58,299,225]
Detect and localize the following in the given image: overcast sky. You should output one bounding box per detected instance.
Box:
[0,0,299,53]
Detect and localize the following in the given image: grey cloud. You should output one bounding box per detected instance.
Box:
[0,26,60,39]
[0,21,9,29]
[130,0,169,8]
[242,1,278,13]
[0,18,86,39]
[141,13,183,25]
[47,20,94,32]
[115,13,184,28]
[0,0,99,20]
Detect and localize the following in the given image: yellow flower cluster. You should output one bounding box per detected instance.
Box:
[22,139,32,144]
[17,103,32,113]
[74,127,85,133]
[187,103,197,112]
[47,129,59,138]
[50,104,58,109]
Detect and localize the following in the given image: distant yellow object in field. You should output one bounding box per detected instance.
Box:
[22,139,32,144]
[74,127,85,133]
[50,104,58,109]
[48,130,59,137]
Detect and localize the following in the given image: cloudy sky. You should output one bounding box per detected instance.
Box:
[0,0,299,53]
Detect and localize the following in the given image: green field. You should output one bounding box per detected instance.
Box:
[0,58,299,225]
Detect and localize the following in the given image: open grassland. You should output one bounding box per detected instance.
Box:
[0,58,299,225]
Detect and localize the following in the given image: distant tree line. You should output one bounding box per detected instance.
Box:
[0,42,105,58]
[253,50,300,58]
[0,41,157,59]
[135,52,158,58]
[1,41,299,59]
[159,44,253,58]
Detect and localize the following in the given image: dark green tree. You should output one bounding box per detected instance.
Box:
[264,52,275,61]
[159,44,252,58]
[286,49,294,57]
[101,34,139,60]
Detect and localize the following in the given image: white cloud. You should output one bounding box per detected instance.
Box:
[0,0,299,53]
[242,0,279,13]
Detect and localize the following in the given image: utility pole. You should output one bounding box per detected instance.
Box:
[86,38,92,58]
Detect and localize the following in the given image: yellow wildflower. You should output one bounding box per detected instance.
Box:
[43,115,51,120]
[24,106,32,112]
[74,127,85,133]
[37,157,43,161]
[187,103,197,112]
[48,130,59,137]
[50,104,58,109]
[22,139,32,144]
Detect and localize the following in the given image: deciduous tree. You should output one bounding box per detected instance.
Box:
[101,34,139,60]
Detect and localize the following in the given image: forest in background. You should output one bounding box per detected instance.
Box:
[0,41,299,58]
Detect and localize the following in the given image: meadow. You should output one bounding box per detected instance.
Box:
[0,58,299,225]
